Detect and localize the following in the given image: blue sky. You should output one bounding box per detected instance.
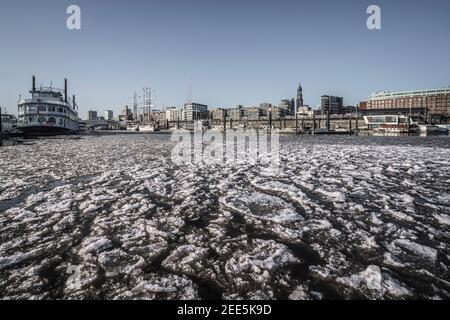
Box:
[1,0,450,118]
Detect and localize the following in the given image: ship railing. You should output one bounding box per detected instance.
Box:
[34,87,64,94]
[21,99,66,104]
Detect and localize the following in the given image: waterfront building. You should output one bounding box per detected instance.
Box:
[259,103,288,119]
[296,105,313,117]
[289,98,295,115]
[360,88,450,118]
[210,108,227,120]
[183,103,208,121]
[278,99,295,115]
[166,107,184,121]
[321,95,344,115]
[269,106,287,120]
[119,105,133,122]
[244,107,267,120]
[88,110,98,121]
[228,105,244,121]
[259,103,272,111]
[342,105,357,115]
[105,110,114,121]
[296,83,304,112]
[149,110,167,123]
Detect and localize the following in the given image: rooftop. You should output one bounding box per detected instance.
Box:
[367,87,450,100]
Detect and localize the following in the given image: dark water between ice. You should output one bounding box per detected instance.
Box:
[0,134,449,299]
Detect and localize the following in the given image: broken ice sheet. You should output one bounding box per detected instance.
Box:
[0,135,449,299]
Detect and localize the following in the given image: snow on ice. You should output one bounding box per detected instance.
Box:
[0,134,449,299]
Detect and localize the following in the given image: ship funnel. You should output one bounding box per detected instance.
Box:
[73,95,76,109]
[32,75,36,92]
[64,78,68,103]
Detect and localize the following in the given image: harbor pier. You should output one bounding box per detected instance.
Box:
[161,114,365,135]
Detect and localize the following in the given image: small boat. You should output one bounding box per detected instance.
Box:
[419,125,448,134]
[364,115,416,133]
[436,124,450,131]
[17,76,82,136]
[139,124,159,132]
[374,127,404,133]
[127,124,139,132]
[1,113,17,134]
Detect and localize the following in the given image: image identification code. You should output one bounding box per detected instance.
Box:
[177,304,272,318]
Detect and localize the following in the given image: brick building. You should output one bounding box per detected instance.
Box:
[360,88,450,119]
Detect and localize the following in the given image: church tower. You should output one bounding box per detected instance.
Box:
[296,83,303,112]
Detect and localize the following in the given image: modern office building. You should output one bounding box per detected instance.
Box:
[296,106,313,117]
[278,99,295,115]
[259,103,272,111]
[228,105,244,121]
[296,83,304,112]
[88,110,98,121]
[166,107,184,121]
[119,105,133,122]
[210,108,227,120]
[342,105,357,115]
[148,110,166,123]
[268,107,287,120]
[183,103,208,121]
[289,98,295,115]
[361,88,450,117]
[321,95,344,115]
[244,107,267,120]
[104,110,114,121]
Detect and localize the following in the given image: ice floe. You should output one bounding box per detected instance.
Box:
[0,134,449,299]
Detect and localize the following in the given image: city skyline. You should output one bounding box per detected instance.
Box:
[1,0,450,304]
[1,0,450,118]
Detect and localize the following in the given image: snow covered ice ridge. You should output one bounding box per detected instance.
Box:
[0,134,449,300]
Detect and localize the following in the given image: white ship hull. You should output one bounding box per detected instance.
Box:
[17,76,81,136]
[127,125,139,132]
[419,125,448,133]
[139,125,158,132]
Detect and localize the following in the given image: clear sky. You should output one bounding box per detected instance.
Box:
[1,0,449,119]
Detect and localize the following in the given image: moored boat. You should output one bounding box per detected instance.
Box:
[364,115,416,133]
[17,76,82,136]
[127,123,139,132]
[1,113,18,134]
[139,124,159,132]
[419,125,448,134]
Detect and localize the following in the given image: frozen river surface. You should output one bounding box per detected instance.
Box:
[0,134,449,300]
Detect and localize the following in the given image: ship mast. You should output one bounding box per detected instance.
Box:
[142,87,155,124]
[133,92,139,122]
